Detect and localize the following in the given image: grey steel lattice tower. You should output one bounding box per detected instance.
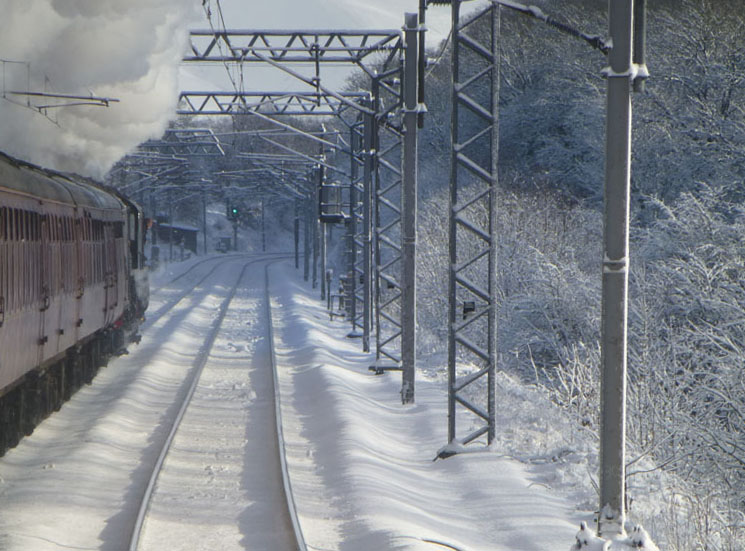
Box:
[444,0,500,452]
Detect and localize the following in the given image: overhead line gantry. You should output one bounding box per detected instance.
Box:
[180,16,423,404]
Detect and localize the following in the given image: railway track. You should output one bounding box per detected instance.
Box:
[128,256,305,551]
[149,251,292,295]
[145,252,292,329]
[0,255,304,551]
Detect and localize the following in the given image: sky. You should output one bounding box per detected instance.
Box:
[205,0,465,42]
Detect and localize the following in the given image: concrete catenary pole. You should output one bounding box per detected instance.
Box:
[401,12,420,404]
[599,0,634,538]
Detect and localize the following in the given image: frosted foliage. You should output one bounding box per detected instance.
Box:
[0,0,200,177]
[410,0,745,547]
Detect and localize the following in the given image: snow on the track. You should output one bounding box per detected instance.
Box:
[0,254,606,550]
[269,261,586,550]
[0,257,247,550]
[139,259,296,551]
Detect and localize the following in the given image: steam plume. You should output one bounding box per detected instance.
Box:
[0,0,200,177]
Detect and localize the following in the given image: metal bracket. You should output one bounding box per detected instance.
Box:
[368,365,402,375]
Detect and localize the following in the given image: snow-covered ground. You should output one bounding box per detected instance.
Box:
[0,254,653,550]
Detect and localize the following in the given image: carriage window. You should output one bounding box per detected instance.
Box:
[10,209,17,241]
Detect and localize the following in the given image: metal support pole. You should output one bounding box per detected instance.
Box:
[304,192,311,281]
[598,0,633,538]
[321,222,327,299]
[150,192,157,246]
[312,180,319,289]
[633,0,647,93]
[371,77,384,365]
[400,12,420,404]
[319,166,328,300]
[168,191,174,262]
[370,69,405,372]
[294,199,300,269]
[346,126,359,323]
[362,112,374,353]
[202,191,208,255]
[233,220,238,252]
[418,0,427,129]
[443,0,500,455]
[261,199,266,252]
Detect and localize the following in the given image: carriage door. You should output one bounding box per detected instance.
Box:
[103,223,111,325]
[103,223,118,325]
[74,214,84,341]
[38,212,51,362]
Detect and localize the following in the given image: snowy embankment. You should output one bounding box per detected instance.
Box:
[0,253,659,550]
[269,261,603,550]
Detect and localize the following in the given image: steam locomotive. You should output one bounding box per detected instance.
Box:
[0,151,149,455]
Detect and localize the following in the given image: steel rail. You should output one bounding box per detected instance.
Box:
[264,261,308,551]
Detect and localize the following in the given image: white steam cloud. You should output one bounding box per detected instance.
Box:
[0,0,200,177]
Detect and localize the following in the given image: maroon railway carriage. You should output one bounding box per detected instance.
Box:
[0,151,148,454]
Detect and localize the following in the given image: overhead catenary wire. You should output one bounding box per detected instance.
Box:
[494,0,609,53]
[201,0,244,94]
[424,0,610,84]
